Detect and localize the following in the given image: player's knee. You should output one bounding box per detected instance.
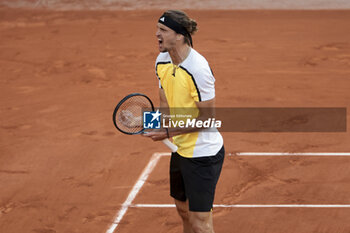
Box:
[189,213,212,233]
[191,221,211,233]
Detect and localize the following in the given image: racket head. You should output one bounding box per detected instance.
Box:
[113,93,154,135]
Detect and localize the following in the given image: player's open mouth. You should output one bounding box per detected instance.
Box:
[158,38,163,45]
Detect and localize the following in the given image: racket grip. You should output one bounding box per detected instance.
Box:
[162,139,178,152]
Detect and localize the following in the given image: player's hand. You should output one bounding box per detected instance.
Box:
[119,110,142,128]
[142,129,168,141]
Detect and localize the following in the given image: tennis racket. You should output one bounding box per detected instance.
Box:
[112,93,177,152]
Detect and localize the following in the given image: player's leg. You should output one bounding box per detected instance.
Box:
[170,152,192,233]
[189,211,213,233]
[174,199,194,233]
[182,146,225,233]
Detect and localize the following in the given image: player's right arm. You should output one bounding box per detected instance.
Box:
[159,88,169,110]
[142,88,170,140]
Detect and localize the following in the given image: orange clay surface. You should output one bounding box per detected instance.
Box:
[1,8,350,233]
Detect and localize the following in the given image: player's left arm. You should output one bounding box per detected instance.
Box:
[144,97,216,141]
[166,97,216,138]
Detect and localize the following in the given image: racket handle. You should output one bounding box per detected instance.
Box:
[162,139,178,152]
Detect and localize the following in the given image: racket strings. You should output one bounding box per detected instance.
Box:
[114,96,152,134]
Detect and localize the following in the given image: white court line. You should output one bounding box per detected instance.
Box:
[105,153,168,233]
[106,151,350,233]
[126,152,350,157]
[233,152,350,156]
[125,152,350,157]
[131,204,350,208]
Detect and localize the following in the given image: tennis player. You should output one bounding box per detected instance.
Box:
[144,10,224,233]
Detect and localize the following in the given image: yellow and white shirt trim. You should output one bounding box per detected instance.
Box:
[155,48,223,158]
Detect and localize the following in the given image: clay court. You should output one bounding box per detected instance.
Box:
[1,1,350,233]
